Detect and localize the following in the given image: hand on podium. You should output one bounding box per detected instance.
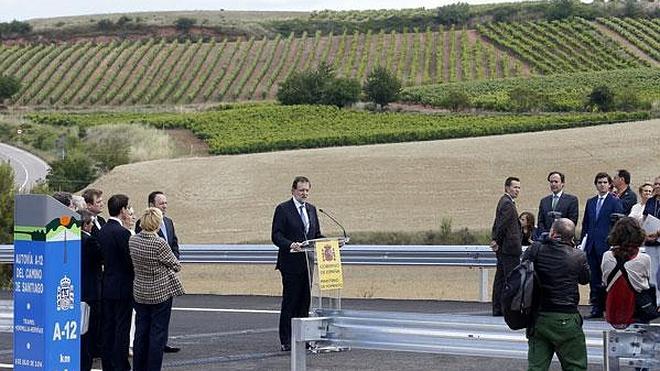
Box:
[290,242,304,252]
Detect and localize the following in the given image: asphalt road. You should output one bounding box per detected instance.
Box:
[0,295,604,371]
[0,142,49,192]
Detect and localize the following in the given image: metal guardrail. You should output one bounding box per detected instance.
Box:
[1,244,497,301]
[1,244,497,265]
[291,309,613,370]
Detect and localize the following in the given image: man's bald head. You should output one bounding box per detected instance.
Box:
[550,218,575,243]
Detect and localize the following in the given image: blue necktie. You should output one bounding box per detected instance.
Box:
[595,197,604,218]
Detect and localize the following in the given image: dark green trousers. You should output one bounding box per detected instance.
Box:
[527,312,587,371]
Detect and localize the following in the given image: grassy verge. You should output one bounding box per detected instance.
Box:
[27,105,650,154]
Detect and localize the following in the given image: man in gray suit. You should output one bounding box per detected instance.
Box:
[490,176,522,316]
[537,171,579,237]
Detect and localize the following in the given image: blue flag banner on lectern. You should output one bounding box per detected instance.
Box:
[13,195,81,370]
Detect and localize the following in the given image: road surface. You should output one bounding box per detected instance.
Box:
[0,143,49,193]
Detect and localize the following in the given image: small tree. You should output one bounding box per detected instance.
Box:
[587,85,615,112]
[436,3,471,26]
[277,62,360,107]
[0,75,20,103]
[175,17,197,32]
[46,152,97,193]
[443,90,471,111]
[363,66,402,109]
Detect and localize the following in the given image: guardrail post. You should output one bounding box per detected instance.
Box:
[478,267,489,302]
[291,317,327,371]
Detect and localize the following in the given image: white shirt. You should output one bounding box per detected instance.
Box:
[602,250,651,293]
[108,216,123,227]
[292,197,309,231]
[629,202,645,224]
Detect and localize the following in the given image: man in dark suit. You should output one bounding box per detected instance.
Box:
[79,210,103,371]
[490,176,522,316]
[135,191,180,353]
[81,189,105,359]
[537,171,579,237]
[82,188,106,236]
[581,172,624,318]
[613,169,637,215]
[98,194,134,371]
[272,176,323,351]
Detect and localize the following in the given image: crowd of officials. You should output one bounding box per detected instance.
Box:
[46,172,660,370]
[53,189,184,371]
[490,171,660,370]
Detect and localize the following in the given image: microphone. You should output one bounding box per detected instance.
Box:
[318,208,349,243]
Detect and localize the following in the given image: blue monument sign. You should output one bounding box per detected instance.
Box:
[13,195,81,370]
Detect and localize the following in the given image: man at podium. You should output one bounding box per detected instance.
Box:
[272,176,323,351]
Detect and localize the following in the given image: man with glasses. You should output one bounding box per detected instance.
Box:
[643,176,660,306]
[581,172,623,319]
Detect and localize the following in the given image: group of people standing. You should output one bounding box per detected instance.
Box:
[490,171,660,370]
[54,189,185,371]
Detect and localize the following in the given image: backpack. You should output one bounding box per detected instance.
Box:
[502,244,540,330]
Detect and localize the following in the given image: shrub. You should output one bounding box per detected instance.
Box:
[587,85,615,112]
[0,75,20,102]
[443,90,471,111]
[436,3,471,26]
[0,162,13,289]
[508,86,547,112]
[175,17,197,32]
[615,89,650,112]
[363,66,402,109]
[46,152,98,193]
[277,62,360,107]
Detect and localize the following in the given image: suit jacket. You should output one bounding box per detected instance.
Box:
[537,192,579,234]
[618,186,637,216]
[98,219,134,300]
[491,194,522,256]
[81,231,103,302]
[129,232,184,305]
[135,215,180,258]
[272,199,323,274]
[581,193,624,255]
[91,215,106,237]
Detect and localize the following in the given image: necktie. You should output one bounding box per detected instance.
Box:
[595,197,604,218]
[551,195,559,210]
[160,221,169,244]
[299,205,309,234]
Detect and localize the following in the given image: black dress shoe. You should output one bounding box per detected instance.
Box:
[164,345,181,353]
[280,344,291,352]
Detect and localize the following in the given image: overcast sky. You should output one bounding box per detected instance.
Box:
[0,0,518,22]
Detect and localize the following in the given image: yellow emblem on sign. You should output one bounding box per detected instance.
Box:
[315,239,343,290]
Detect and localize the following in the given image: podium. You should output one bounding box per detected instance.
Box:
[13,195,81,370]
[297,237,348,352]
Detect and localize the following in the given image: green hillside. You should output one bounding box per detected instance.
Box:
[0,16,658,108]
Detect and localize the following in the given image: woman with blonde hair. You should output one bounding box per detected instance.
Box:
[628,182,654,223]
[129,207,184,371]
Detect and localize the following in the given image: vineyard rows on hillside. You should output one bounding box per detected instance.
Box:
[2,27,525,107]
[0,17,656,107]
[477,18,649,75]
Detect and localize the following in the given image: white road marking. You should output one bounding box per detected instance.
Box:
[0,363,101,370]
[172,307,280,314]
